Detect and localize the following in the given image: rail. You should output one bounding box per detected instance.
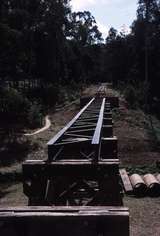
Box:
[47,97,116,162]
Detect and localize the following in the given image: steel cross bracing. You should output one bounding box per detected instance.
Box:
[48,97,117,162]
[23,96,121,207]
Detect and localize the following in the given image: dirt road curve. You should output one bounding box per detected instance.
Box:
[24,115,51,136]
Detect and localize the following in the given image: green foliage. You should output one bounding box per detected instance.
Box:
[0,88,30,121]
[123,80,150,110]
[123,85,138,109]
[136,81,150,109]
[27,102,43,128]
[42,85,59,108]
[69,11,102,46]
[67,81,83,101]
[1,0,160,120]
[102,0,160,114]
[0,0,103,100]
[0,88,43,128]
[125,164,159,175]
[26,85,59,108]
[58,81,82,104]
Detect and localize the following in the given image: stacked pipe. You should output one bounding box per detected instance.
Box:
[130,174,147,196]
[121,171,160,197]
[143,174,160,196]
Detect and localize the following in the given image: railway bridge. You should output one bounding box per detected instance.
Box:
[0,85,129,236]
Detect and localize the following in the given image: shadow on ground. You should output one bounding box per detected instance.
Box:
[0,124,39,166]
[0,182,13,199]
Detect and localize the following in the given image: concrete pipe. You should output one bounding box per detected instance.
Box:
[130,174,147,196]
[143,174,160,196]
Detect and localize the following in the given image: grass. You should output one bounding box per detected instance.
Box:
[0,182,28,206]
[0,132,39,167]
[121,163,160,175]
[147,115,160,149]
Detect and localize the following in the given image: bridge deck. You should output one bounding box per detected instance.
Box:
[0,206,129,236]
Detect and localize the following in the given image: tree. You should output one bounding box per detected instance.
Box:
[69,11,102,46]
[64,10,103,83]
[33,0,71,84]
[133,0,160,101]
[106,27,118,44]
[0,0,72,87]
[137,0,158,21]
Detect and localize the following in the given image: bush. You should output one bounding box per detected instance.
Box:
[136,81,150,110]
[27,84,59,109]
[123,81,150,110]
[0,88,30,122]
[124,85,138,109]
[43,84,59,107]
[58,81,83,104]
[27,102,43,128]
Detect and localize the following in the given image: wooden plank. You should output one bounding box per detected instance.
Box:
[65,128,95,134]
[73,122,97,126]
[103,125,113,137]
[23,160,120,179]
[105,112,112,118]
[70,124,96,130]
[0,206,129,212]
[76,117,98,122]
[0,208,129,228]
[24,159,119,165]
[63,134,92,139]
[0,211,129,218]
[104,118,113,125]
[0,207,129,236]
[119,169,133,193]
[78,115,99,120]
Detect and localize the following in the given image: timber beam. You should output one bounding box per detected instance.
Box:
[0,206,129,236]
[22,159,122,206]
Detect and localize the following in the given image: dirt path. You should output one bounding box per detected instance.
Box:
[24,115,51,136]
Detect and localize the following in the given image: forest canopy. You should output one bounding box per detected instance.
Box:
[0,0,160,125]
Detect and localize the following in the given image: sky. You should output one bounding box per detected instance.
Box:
[71,0,138,39]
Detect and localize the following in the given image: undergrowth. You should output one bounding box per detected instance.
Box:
[121,163,160,175]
